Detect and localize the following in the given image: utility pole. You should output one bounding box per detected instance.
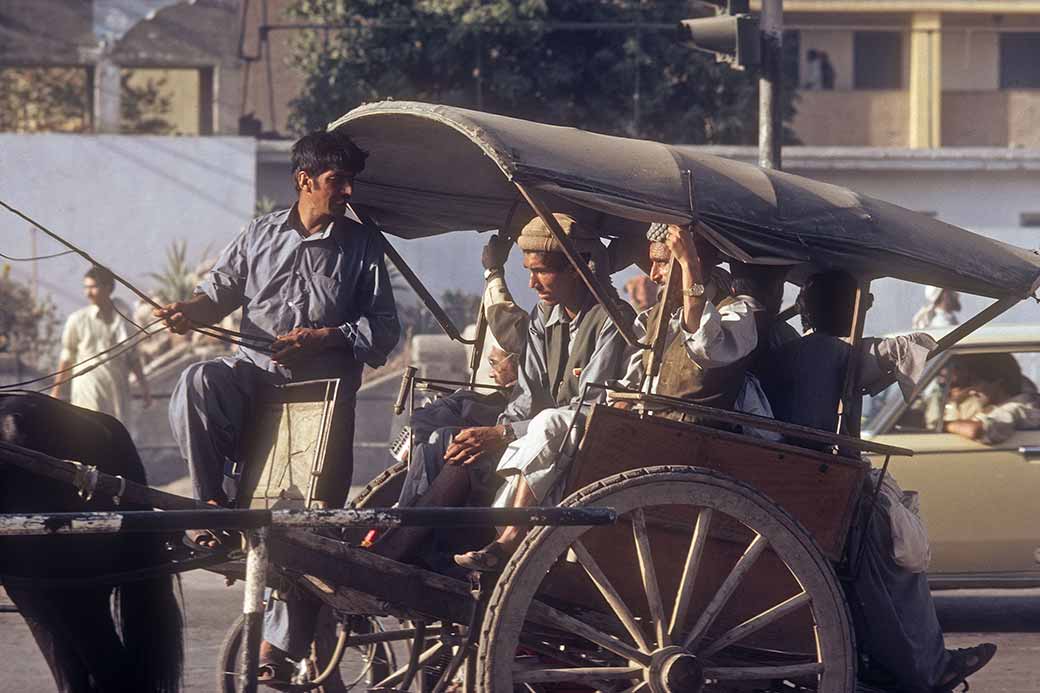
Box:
[758,0,783,170]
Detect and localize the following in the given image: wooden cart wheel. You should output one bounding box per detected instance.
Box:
[477,466,856,693]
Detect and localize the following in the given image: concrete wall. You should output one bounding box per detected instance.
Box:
[942,30,1000,90]
[240,0,307,136]
[793,90,910,146]
[0,134,256,318]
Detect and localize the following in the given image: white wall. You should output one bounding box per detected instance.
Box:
[0,134,257,317]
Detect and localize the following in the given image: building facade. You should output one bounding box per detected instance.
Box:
[767,0,1040,147]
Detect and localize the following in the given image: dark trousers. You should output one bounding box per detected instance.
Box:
[846,489,949,692]
[170,357,356,506]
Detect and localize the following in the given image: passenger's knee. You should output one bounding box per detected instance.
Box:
[531,408,575,440]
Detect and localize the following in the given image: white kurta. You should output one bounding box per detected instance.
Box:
[59,300,139,422]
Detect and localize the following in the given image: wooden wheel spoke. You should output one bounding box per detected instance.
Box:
[571,540,651,652]
[527,599,652,666]
[682,532,768,651]
[701,591,812,657]
[630,508,669,646]
[372,641,443,688]
[704,662,824,681]
[512,665,643,683]
[668,506,713,641]
[618,682,649,693]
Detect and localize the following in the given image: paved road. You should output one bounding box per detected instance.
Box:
[3,580,1039,692]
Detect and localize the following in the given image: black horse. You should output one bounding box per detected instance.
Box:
[0,392,183,693]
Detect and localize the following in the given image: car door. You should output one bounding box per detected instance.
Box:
[870,347,1040,582]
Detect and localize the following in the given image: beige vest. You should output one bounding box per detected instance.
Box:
[642,295,748,410]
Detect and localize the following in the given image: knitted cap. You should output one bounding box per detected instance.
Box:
[516,213,604,255]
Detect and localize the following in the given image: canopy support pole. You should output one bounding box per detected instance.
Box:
[514,183,648,349]
[642,259,682,393]
[836,281,870,440]
[927,294,1020,360]
[378,232,476,345]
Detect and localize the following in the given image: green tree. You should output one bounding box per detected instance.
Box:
[120,71,175,135]
[148,240,203,304]
[0,67,90,133]
[0,267,60,368]
[286,0,797,144]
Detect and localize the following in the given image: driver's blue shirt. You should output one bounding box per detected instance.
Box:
[196,205,400,393]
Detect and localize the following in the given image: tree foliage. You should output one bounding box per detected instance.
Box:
[0,267,60,368]
[147,240,201,304]
[0,67,90,133]
[120,71,175,135]
[286,0,796,143]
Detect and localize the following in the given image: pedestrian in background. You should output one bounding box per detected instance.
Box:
[912,285,961,329]
[50,266,151,421]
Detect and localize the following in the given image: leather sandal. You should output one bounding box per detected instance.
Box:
[454,542,510,573]
[933,643,997,692]
[257,641,295,689]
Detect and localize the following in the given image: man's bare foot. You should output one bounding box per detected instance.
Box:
[185,499,234,550]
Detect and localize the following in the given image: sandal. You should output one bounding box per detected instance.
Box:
[454,542,510,573]
[183,528,237,552]
[933,643,997,692]
[257,641,295,689]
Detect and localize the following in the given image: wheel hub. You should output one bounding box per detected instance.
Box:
[646,646,704,693]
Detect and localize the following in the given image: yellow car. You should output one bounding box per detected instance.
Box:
[864,325,1040,587]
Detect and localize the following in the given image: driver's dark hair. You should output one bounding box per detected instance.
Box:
[949,353,1022,397]
[798,270,857,336]
[291,130,368,191]
[84,265,115,293]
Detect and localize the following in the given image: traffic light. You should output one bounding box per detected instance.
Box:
[680,0,760,69]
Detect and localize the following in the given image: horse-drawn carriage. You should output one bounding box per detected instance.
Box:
[2,101,1039,693]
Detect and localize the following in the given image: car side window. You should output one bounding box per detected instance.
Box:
[893,348,1040,434]
[894,373,945,433]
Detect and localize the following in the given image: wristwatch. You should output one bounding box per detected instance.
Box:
[682,283,706,298]
[502,423,517,443]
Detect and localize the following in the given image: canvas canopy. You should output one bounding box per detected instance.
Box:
[329,101,1040,300]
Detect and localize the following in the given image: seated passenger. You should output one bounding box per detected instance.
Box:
[761,271,936,437]
[943,353,1040,444]
[394,233,528,509]
[614,224,776,434]
[447,213,634,571]
[764,271,995,693]
[728,261,799,380]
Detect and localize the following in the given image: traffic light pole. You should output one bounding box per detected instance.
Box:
[758,0,783,170]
